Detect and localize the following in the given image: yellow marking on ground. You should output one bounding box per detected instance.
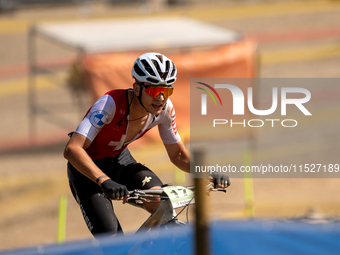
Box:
[0,71,67,97]
[0,20,30,34]
[1,0,340,34]
[261,43,340,65]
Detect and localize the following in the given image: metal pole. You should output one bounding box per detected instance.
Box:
[194,150,210,255]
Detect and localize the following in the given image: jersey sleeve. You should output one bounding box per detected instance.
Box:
[75,94,116,141]
[158,99,181,144]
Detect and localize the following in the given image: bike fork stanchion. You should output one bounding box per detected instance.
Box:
[193,150,210,255]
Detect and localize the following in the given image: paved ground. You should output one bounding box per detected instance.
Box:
[1,0,340,251]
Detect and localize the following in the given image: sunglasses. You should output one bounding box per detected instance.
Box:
[143,85,174,98]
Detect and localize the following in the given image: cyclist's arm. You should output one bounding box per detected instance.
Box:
[164,140,190,173]
[63,132,110,185]
[64,93,116,185]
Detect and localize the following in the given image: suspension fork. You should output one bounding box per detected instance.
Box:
[136,199,175,232]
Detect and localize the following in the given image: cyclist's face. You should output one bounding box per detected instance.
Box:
[141,83,169,115]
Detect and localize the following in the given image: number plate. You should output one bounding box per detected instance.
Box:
[163,186,195,209]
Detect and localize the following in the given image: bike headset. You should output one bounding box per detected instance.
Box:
[131,52,177,112]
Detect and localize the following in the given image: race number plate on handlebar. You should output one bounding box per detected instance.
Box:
[162,186,195,209]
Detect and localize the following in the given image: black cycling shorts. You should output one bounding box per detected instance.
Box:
[67,148,163,236]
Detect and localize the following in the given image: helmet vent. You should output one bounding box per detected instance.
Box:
[158,60,170,79]
[134,64,145,76]
[151,60,162,74]
[170,62,176,77]
[146,77,159,84]
[141,60,156,76]
[167,78,175,84]
[155,54,164,63]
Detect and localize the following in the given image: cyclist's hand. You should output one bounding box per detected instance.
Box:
[210,173,231,189]
[101,179,129,203]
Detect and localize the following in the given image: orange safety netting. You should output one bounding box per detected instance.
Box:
[81,38,257,144]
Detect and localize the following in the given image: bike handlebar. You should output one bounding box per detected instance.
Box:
[126,184,227,210]
[128,185,225,197]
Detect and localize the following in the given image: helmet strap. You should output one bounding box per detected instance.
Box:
[137,83,150,113]
[135,81,166,116]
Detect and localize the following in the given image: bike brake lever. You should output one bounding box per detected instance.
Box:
[212,188,227,193]
[128,191,164,199]
[129,190,146,196]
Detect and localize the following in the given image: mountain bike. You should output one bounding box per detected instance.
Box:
[126,182,227,232]
[124,182,226,254]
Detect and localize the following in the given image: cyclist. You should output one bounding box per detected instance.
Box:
[64,52,230,237]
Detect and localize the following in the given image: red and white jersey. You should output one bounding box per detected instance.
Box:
[75,89,181,160]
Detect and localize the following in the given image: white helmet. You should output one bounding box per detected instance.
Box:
[131,52,177,85]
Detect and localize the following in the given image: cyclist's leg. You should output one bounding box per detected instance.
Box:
[67,148,137,236]
[67,162,123,237]
[114,148,163,190]
[118,162,163,213]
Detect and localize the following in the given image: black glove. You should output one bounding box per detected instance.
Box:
[210,173,231,188]
[101,179,129,199]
